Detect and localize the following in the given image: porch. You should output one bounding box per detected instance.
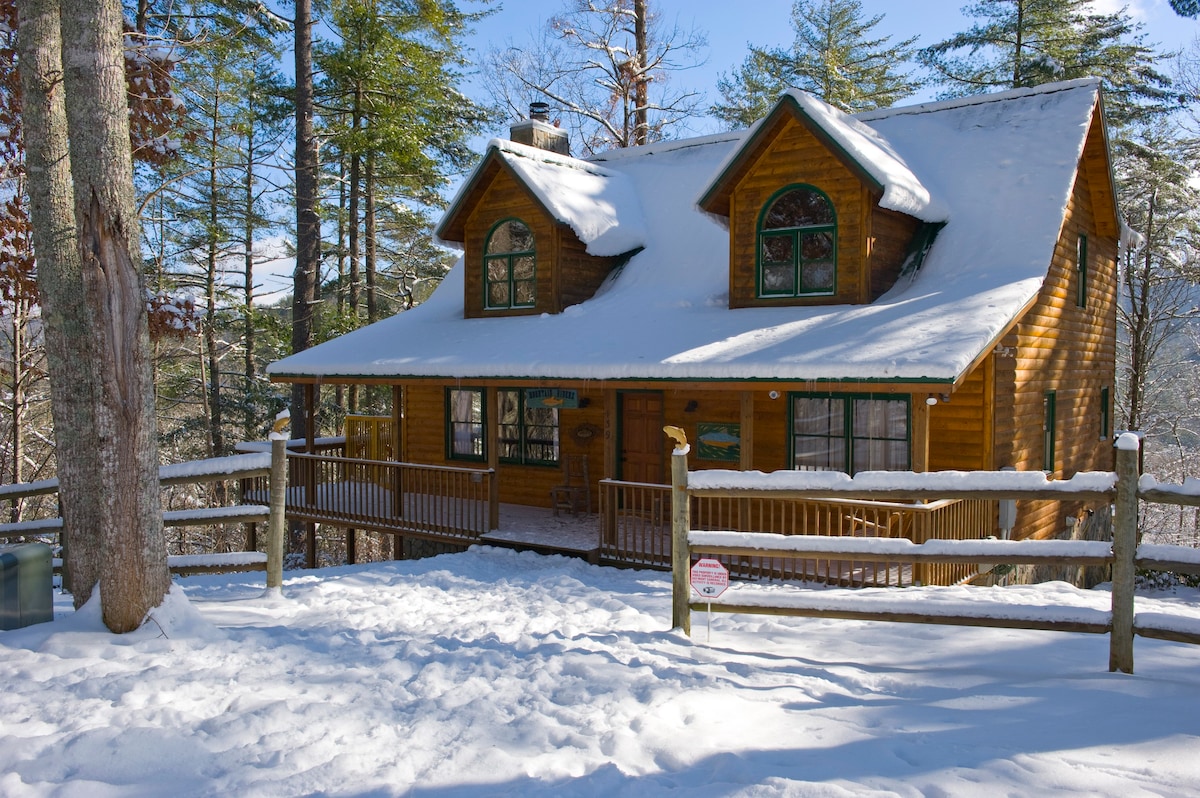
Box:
[261,445,998,586]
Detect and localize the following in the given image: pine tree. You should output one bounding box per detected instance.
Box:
[316,0,488,413]
[713,0,921,127]
[918,0,1173,126]
[1113,124,1200,436]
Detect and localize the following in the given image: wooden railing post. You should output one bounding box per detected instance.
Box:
[266,413,289,593]
[666,426,691,635]
[1110,433,1140,674]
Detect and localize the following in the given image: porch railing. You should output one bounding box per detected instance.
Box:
[344,415,394,462]
[279,453,496,543]
[598,478,994,586]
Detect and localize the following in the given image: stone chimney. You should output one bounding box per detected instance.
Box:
[510,102,569,156]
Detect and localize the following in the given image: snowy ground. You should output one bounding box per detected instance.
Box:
[3,547,1200,797]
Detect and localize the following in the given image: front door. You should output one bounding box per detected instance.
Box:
[619,391,664,484]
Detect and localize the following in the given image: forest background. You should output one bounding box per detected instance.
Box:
[3,0,1200,558]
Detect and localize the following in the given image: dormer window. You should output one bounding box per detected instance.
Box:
[485,218,536,309]
[758,185,836,298]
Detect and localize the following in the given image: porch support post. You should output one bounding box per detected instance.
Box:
[666,426,691,635]
[266,417,289,593]
[487,387,500,530]
[911,393,931,473]
[604,388,617,481]
[391,385,403,462]
[739,391,755,470]
[304,383,316,453]
[1110,433,1139,674]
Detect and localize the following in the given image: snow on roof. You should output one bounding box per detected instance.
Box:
[705,90,950,222]
[438,138,648,257]
[269,79,1102,384]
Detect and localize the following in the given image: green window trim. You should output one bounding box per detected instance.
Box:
[445,387,561,466]
[446,387,486,462]
[1100,385,1111,441]
[1043,390,1057,473]
[484,218,536,310]
[497,388,560,466]
[1076,233,1088,309]
[757,184,837,299]
[789,392,910,475]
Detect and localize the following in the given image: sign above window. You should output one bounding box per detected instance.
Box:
[526,388,579,409]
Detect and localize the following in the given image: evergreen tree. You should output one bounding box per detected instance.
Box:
[316,0,488,412]
[713,0,921,127]
[1114,123,1200,436]
[918,0,1173,126]
[1169,0,1200,18]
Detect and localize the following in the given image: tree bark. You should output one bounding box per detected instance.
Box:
[16,0,105,606]
[59,0,170,632]
[291,0,320,437]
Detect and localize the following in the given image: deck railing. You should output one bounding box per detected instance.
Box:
[283,453,496,542]
[598,478,994,586]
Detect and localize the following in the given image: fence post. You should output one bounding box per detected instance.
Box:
[266,412,290,593]
[666,426,691,635]
[1110,433,1139,674]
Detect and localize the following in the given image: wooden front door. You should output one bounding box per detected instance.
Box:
[619,391,664,484]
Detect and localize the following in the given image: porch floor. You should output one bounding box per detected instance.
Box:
[480,503,599,558]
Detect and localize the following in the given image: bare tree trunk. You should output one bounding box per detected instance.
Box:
[243,124,257,442]
[634,0,649,146]
[205,90,224,459]
[366,150,377,324]
[292,0,320,437]
[17,0,104,606]
[60,0,170,632]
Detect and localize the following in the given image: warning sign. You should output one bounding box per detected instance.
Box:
[690,558,729,599]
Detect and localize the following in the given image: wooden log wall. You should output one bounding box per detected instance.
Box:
[991,124,1119,541]
[727,115,866,308]
[462,165,557,318]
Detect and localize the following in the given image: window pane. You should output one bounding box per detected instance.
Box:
[486,258,508,282]
[449,389,483,458]
[801,261,835,293]
[486,220,534,254]
[762,263,794,293]
[850,398,907,474]
[793,397,840,435]
[853,439,907,473]
[792,396,845,471]
[764,188,834,229]
[524,405,559,462]
[761,234,793,264]
[512,256,535,281]
[487,282,510,307]
[801,231,833,260]
[514,279,536,306]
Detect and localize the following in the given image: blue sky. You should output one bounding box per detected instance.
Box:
[463,0,1199,137]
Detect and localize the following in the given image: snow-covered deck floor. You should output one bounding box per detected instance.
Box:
[481,503,600,556]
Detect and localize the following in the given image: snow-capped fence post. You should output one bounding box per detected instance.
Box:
[1110,433,1140,674]
[665,426,691,635]
[266,411,290,593]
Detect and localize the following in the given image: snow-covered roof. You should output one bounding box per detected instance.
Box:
[436,138,648,257]
[701,90,949,223]
[270,79,1104,385]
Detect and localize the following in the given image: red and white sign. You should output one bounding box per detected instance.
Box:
[690,558,729,599]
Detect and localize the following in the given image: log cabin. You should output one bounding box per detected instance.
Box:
[268,78,1122,567]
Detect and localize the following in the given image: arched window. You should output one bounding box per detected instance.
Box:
[758,185,836,297]
[485,219,536,309]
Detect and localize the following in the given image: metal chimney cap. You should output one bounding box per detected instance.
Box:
[529,101,550,121]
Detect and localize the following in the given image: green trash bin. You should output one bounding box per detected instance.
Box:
[0,542,53,630]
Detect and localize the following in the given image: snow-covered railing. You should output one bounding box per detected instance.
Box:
[0,454,278,578]
[667,430,1200,674]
